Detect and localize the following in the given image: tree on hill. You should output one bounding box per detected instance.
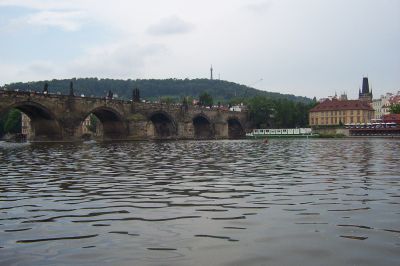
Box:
[199,92,213,107]
[248,96,274,128]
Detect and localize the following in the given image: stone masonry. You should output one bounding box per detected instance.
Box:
[0,90,249,141]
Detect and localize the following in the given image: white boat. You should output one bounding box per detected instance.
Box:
[246,128,317,138]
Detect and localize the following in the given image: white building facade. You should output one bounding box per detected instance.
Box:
[372,91,400,119]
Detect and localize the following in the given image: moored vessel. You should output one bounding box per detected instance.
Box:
[246,128,317,138]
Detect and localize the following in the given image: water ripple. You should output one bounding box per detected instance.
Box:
[0,139,399,265]
[16,234,99,243]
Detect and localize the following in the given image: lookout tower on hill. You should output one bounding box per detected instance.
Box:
[359,77,373,102]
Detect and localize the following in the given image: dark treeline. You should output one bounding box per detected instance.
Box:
[3,78,311,104]
[245,96,318,128]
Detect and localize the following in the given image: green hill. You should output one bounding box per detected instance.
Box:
[2,78,311,103]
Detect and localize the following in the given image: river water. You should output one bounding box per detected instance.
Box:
[0,139,399,266]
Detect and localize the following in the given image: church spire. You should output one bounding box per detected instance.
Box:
[210,65,213,80]
[362,77,370,94]
[359,77,373,102]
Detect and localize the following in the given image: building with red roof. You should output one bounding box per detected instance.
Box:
[309,98,374,126]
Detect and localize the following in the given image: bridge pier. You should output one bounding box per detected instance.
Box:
[214,121,229,139]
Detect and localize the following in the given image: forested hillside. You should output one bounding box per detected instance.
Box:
[3,78,311,103]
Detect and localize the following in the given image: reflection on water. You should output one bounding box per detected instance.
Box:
[0,139,399,266]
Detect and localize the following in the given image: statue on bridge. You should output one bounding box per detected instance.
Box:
[132,87,140,102]
[69,82,74,96]
[181,97,189,112]
[43,82,49,95]
[107,90,113,99]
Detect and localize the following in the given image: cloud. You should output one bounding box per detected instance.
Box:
[24,10,86,31]
[147,16,195,36]
[0,60,58,84]
[67,41,168,78]
[0,40,167,85]
[0,9,87,32]
[0,0,83,11]
[22,61,56,76]
[0,0,90,32]
[243,1,272,15]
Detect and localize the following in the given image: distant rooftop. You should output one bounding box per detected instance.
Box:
[310,99,374,112]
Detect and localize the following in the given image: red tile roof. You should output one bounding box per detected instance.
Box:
[310,99,374,112]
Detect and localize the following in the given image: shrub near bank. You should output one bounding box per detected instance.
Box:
[317,133,346,138]
[311,125,347,138]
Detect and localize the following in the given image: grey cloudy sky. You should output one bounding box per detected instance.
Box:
[0,0,399,99]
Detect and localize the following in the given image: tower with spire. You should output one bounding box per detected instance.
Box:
[358,77,373,102]
[210,65,213,80]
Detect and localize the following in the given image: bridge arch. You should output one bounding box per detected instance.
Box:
[80,106,127,140]
[227,117,245,139]
[192,114,214,139]
[2,101,62,141]
[147,111,177,139]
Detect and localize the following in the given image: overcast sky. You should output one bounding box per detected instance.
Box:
[0,0,399,99]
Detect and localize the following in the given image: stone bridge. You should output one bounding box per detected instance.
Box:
[0,90,250,141]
